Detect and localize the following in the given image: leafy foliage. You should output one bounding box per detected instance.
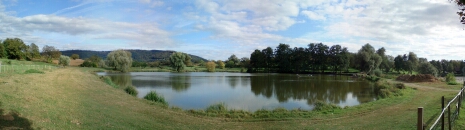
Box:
[206,61,216,72]
[418,62,438,77]
[42,45,61,61]
[144,91,168,105]
[107,50,133,72]
[3,38,27,60]
[58,55,70,66]
[169,52,192,72]
[70,54,79,60]
[124,86,138,96]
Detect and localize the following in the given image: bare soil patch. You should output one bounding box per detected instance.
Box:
[52,59,84,66]
[396,74,438,82]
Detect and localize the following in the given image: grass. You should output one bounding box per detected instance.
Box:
[24,69,45,74]
[0,60,463,129]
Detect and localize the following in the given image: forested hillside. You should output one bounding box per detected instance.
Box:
[61,50,207,62]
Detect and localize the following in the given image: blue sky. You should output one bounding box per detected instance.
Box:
[0,0,463,60]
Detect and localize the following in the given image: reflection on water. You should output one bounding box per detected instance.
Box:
[98,72,378,111]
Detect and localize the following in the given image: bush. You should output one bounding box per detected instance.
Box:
[58,55,70,66]
[447,82,460,85]
[70,54,79,60]
[373,69,382,77]
[206,103,227,113]
[374,81,405,98]
[124,86,138,96]
[206,61,216,72]
[446,73,456,82]
[144,91,168,105]
[100,76,119,88]
[313,100,341,112]
[366,75,380,82]
[24,69,44,74]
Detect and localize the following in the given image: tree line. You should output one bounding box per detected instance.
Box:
[247,43,464,77]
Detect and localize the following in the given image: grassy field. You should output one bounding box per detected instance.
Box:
[1,60,465,129]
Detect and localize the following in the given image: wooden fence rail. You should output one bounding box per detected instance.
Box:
[417,81,465,130]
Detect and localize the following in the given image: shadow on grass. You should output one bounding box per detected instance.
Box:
[0,103,34,130]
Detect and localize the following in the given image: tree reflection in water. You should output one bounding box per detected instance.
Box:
[251,74,377,106]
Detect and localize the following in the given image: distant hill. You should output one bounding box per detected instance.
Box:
[60,50,207,62]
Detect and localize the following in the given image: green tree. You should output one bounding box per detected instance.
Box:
[418,62,438,77]
[0,40,6,58]
[225,61,235,68]
[394,55,404,73]
[227,54,240,66]
[356,43,382,74]
[169,52,191,72]
[71,54,79,60]
[275,43,292,73]
[249,49,264,72]
[406,52,419,74]
[239,57,250,68]
[217,60,225,69]
[42,45,61,61]
[29,43,40,59]
[3,38,27,60]
[206,61,216,72]
[58,55,70,66]
[262,47,274,72]
[107,50,133,72]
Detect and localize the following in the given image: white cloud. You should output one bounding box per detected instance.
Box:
[301,10,326,20]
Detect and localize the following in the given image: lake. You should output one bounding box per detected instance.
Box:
[97,72,378,111]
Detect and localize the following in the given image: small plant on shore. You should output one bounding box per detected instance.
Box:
[313,100,341,112]
[366,75,380,82]
[375,80,405,98]
[144,91,168,105]
[100,76,119,88]
[446,73,458,85]
[24,69,44,74]
[206,103,227,113]
[124,86,138,96]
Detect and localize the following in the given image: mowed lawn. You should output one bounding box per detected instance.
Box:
[0,65,464,129]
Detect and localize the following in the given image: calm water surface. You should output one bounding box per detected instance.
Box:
[97,72,378,111]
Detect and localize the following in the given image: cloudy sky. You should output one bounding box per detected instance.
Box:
[0,0,463,60]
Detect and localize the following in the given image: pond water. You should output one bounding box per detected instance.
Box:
[97,72,378,111]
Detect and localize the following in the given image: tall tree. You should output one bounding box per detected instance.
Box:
[262,47,274,72]
[239,57,250,68]
[249,49,264,72]
[407,52,419,74]
[227,54,240,66]
[3,38,27,60]
[356,43,382,74]
[107,50,133,73]
[0,40,6,58]
[394,55,404,73]
[42,45,61,61]
[29,43,41,59]
[275,43,292,73]
[169,52,191,72]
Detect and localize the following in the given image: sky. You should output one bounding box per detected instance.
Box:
[0,0,464,60]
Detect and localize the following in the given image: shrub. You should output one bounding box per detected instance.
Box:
[206,61,216,72]
[206,103,227,113]
[447,82,460,85]
[24,69,44,74]
[124,86,138,96]
[70,54,79,60]
[313,100,341,112]
[374,81,405,98]
[366,75,380,82]
[373,69,382,77]
[100,76,118,88]
[58,55,70,66]
[144,91,168,105]
[446,73,456,83]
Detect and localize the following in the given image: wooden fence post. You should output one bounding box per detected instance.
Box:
[448,105,451,130]
[442,96,445,130]
[418,107,423,130]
